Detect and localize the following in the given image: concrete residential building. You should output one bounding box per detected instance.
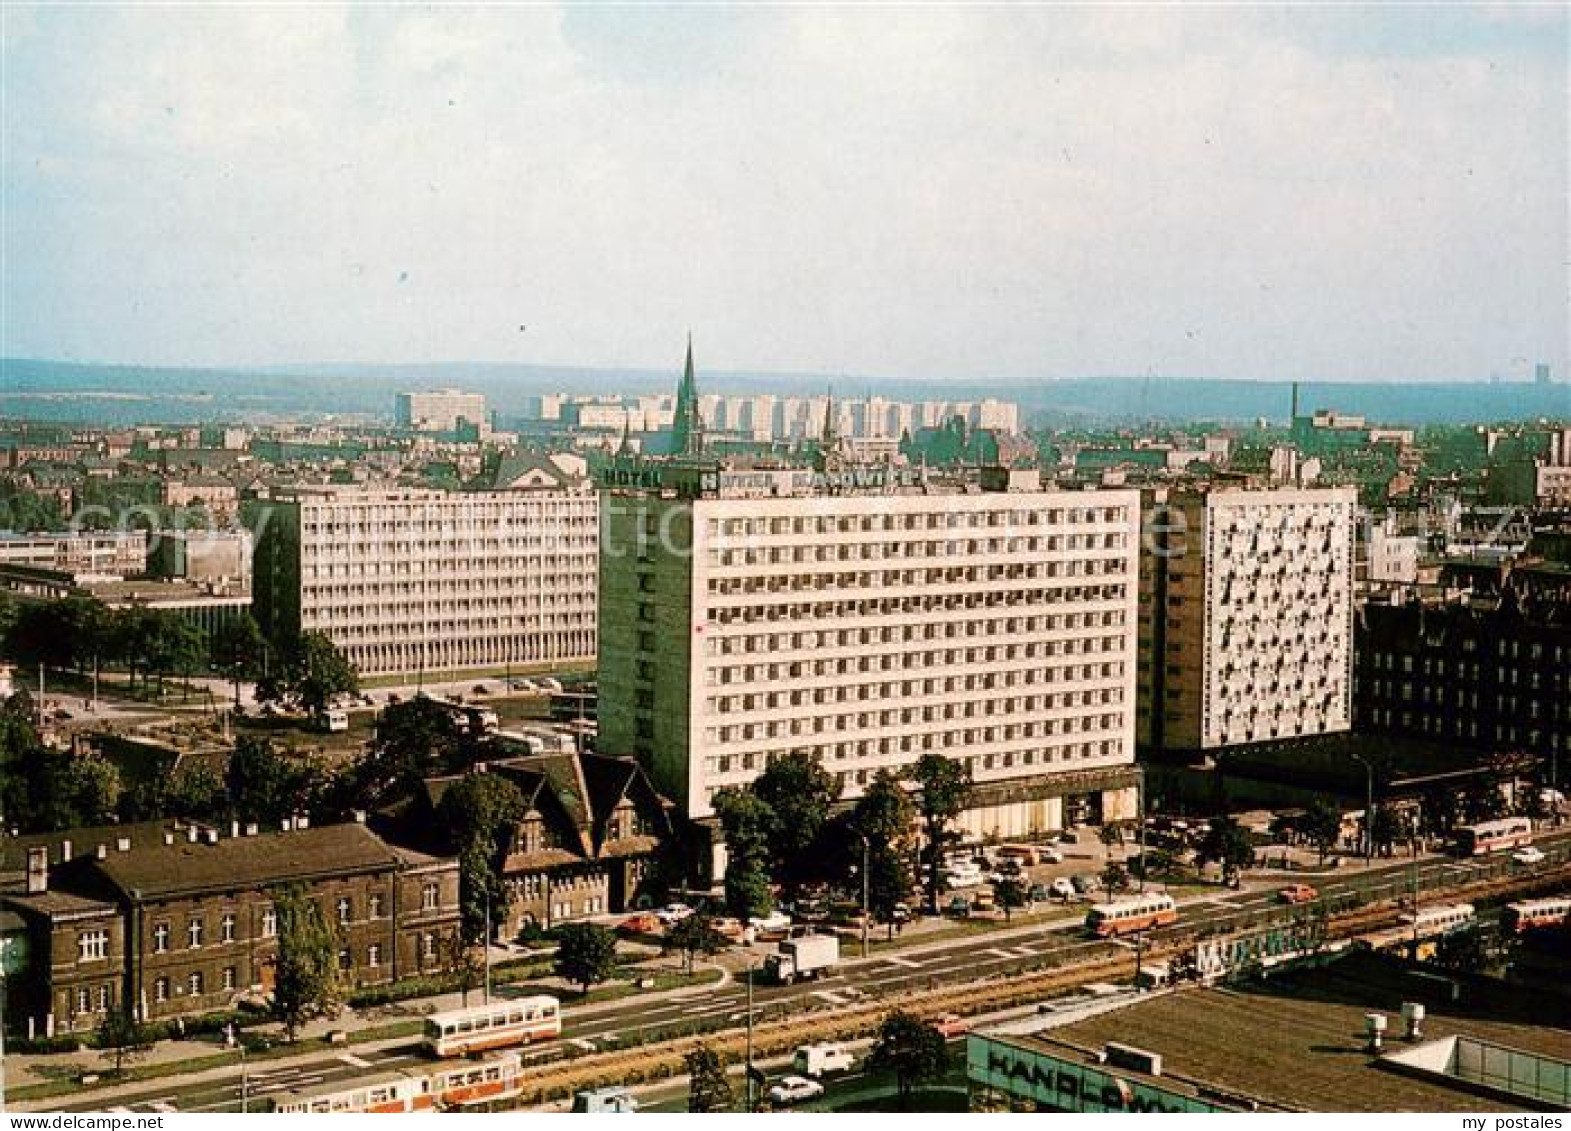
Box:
[598,465,1142,836]
[1139,486,1356,758]
[0,531,147,578]
[394,389,490,437]
[252,485,597,678]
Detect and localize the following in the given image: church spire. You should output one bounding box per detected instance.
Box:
[672,333,704,458]
[820,386,837,447]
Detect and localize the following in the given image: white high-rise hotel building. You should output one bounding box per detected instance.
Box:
[598,465,1142,836]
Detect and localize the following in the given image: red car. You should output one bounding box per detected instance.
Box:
[933,1013,971,1039]
[1278,883,1319,905]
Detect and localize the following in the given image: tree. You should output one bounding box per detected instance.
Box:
[665,911,727,975]
[1461,773,1509,825]
[553,922,618,995]
[210,613,266,708]
[255,632,358,715]
[1369,803,1404,859]
[226,736,319,826]
[128,610,206,696]
[714,788,775,920]
[750,751,841,893]
[1301,798,1343,865]
[436,773,526,945]
[1098,822,1125,852]
[1099,862,1132,902]
[97,1003,153,1075]
[357,697,470,807]
[290,632,358,717]
[272,883,343,1041]
[685,1043,734,1113]
[908,753,972,914]
[995,877,1027,922]
[867,1010,948,1102]
[1433,928,1488,974]
[1197,816,1255,888]
[850,770,918,937]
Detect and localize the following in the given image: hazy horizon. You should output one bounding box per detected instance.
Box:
[4,5,1567,382]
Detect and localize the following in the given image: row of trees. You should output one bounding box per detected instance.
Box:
[0,593,358,716]
[711,750,976,928]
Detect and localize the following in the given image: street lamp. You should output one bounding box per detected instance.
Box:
[744,958,756,1113]
[1351,753,1375,864]
[855,830,871,959]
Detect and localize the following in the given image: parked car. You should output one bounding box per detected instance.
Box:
[768,1076,825,1106]
[1277,883,1319,905]
[654,903,695,925]
[1512,846,1546,866]
[538,677,564,693]
[1057,829,1079,844]
[615,914,660,935]
[509,678,538,692]
[1027,883,1052,903]
[749,910,793,934]
[933,1013,971,1038]
[1070,873,1096,894]
[890,902,914,924]
[1050,877,1077,901]
[1039,846,1065,865]
[946,896,971,917]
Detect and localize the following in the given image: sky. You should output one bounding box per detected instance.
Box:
[2,3,1567,384]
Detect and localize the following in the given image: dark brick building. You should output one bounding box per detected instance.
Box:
[2,819,460,1037]
[1355,587,1571,772]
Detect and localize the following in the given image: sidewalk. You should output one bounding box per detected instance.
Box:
[4,944,716,1096]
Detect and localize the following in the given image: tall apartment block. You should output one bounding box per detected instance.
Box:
[394,389,491,436]
[252,485,597,678]
[598,465,1141,838]
[1138,486,1356,758]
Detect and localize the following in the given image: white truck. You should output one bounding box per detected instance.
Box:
[794,1041,855,1077]
[763,933,840,985]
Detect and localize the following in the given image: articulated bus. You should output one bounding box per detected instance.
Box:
[422,995,562,1057]
[1502,896,1571,934]
[1086,893,1179,938]
[1449,817,1533,857]
[273,1052,526,1113]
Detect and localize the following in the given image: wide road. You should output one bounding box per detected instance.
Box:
[57,831,1571,1113]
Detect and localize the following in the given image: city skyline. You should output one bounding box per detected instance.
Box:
[3,5,1566,383]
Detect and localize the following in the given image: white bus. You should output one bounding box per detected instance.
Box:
[1449,817,1533,856]
[1502,896,1571,934]
[1085,893,1179,938]
[422,995,562,1058]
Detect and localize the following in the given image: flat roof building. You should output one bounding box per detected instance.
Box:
[968,950,1571,1112]
[1139,486,1357,759]
[394,389,490,437]
[598,462,1142,832]
[251,484,597,678]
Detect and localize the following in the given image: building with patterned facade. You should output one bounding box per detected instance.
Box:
[251,485,598,678]
[1138,486,1357,759]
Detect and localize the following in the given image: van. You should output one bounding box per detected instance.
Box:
[793,1042,854,1078]
[572,1087,639,1113]
[997,844,1040,867]
[318,708,349,733]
